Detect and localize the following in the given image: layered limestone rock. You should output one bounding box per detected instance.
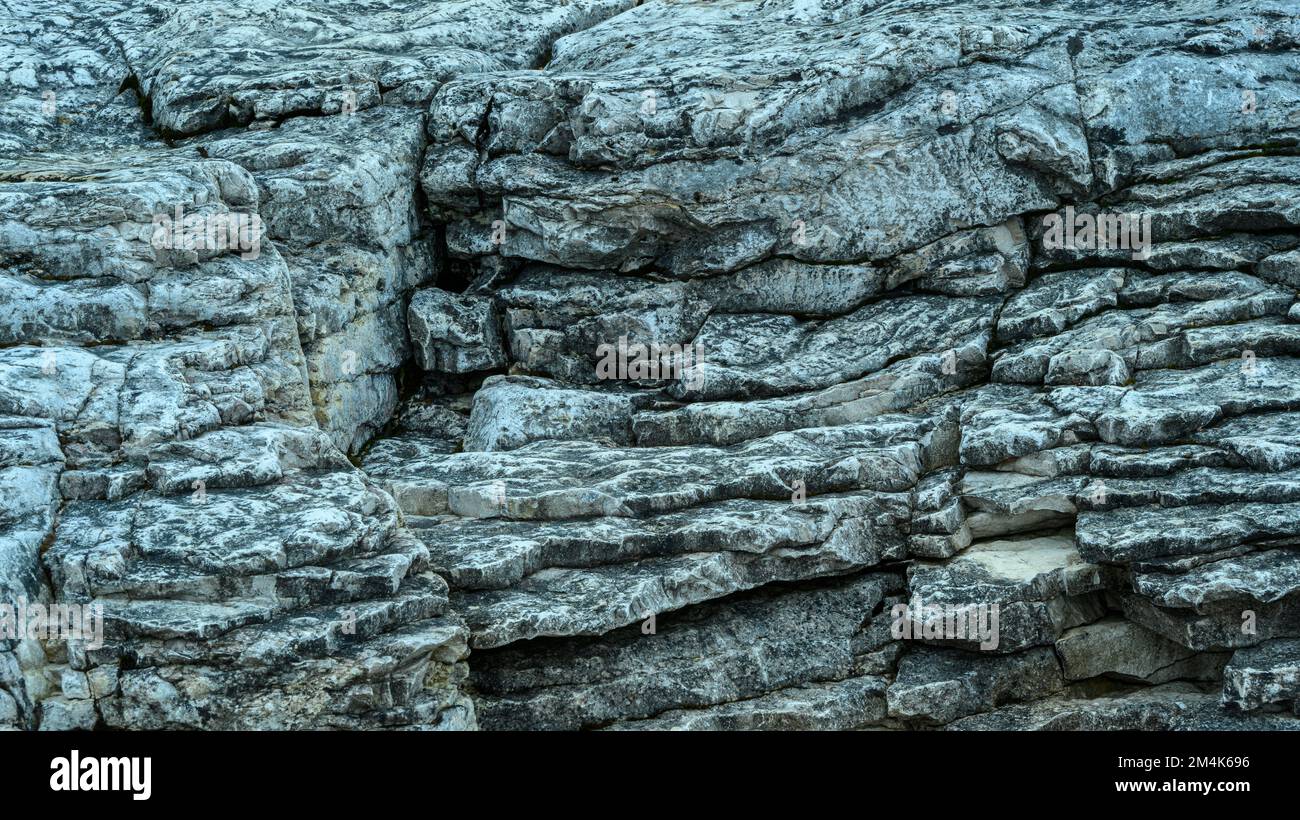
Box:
[1223,638,1300,712]
[192,107,435,454]
[470,572,904,730]
[110,0,639,136]
[0,145,475,728]
[397,0,1300,731]
[5,0,1300,731]
[0,1,480,730]
[0,0,153,156]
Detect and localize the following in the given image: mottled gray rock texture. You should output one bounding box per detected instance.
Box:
[4,0,1300,732]
[1223,638,1300,711]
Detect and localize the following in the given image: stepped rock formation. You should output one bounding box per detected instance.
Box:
[3,0,1300,730]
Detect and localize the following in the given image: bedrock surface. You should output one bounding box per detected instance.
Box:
[4,0,1300,730]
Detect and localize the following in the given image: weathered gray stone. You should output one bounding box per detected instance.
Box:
[998,269,1126,343]
[116,0,638,136]
[0,0,151,156]
[37,696,97,731]
[364,412,945,519]
[1194,411,1300,472]
[993,276,1296,387]
[464,375,634,451]
[1223,638,1300,712]
[409,288,508,373]
[633,338,986,447]
[1133,549,1300,611]
[7,0,1300,733]
[605,675,890,731]
[1056,618,1228,684]
[673,295,999,401]
[949,683,1300,731]
[451,491,910,647]
[1117,590,1300,653]
[1078,503,1300,564]
[886,646,1064,726]
[193,108,435,453]
[906,534,1111,653]
[473,572,902,730]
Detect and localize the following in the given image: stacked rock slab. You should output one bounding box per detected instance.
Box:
[5,0,1300,731]
[0,141,481,727]
[0,0,650,732]
[385,0,1300,730]
[0,0,627,729]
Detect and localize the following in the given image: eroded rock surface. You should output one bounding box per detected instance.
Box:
[4,0,1300,731]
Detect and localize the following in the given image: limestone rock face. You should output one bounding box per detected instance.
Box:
[4,0,1300,732]
[192,106,435,454]
[114,0,639,136]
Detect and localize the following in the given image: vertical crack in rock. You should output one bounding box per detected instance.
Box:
[4,0,1300,731]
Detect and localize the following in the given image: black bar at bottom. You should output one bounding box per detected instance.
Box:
[0,729,1288,807]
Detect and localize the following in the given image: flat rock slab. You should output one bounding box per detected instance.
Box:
[1222,638,1300,712]
[604,675,890,731]
[363,413,943,519]
[471,572,902,730]
[1056,618,1228,684]
[410,490,908,591]
[906,534,1111,652]
[948,683,1300,731]
[1078,502,1300,564]
[1133,549,1300,611]
[886,645,1064,726]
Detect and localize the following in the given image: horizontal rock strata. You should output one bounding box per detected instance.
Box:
[4,0,1300,731]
